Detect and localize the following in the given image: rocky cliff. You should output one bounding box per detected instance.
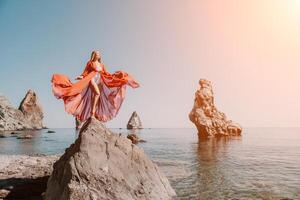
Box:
[0,90,44,131]
[189,79,242,137]
[127,111,143,129]
[45,118,175,200]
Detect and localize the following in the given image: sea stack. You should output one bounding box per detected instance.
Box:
[0,90,43,131]
[45,118,175,200]
[18,90,44,129]
[189,79,242,138]
[127,111,142,129]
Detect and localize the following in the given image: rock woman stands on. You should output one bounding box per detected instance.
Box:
[51,50,140,122]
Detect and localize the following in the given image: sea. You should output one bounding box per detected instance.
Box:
[0,127,299,200]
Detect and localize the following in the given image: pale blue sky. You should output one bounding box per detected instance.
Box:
[1,0,300,128]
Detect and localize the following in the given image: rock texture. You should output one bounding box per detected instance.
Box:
[189,79,242,138]
[45,118,175,200]
[0,90,43,131]
[0,155,59,199]
[18,90,43,129]
[127,111,143,129]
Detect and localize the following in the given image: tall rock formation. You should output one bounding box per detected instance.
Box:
[18,90,43,129]
[45,118,175,200]
[127,111,142,129]
[0,90,43,131]
[189,79,242,138]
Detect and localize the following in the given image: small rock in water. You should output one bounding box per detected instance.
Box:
[17,134,33,139]
[127,133,146,144]
[47,130,55,133]
[10,131,19,135]
[127,133,139,144]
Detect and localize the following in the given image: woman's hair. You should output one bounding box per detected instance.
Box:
[90,51,101,63]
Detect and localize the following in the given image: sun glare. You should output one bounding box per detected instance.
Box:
[285,0,300,20]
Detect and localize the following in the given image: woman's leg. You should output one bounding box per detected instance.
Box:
[90,79,100,117]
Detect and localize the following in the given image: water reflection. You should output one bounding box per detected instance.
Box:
[127,129,141,135]
[186,137,242,200]
[0,129,79,155]
[197,137,236,163]
[15,130,43,155]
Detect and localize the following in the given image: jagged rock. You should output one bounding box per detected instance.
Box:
[127,133,146,144]
[45,118,175,200]
[0,95,29,131]
[18,90,43,129]
[0,90,44,131]
[189,79,242,138]
[127,111,143,129]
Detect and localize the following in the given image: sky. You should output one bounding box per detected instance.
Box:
[0,0,300,128]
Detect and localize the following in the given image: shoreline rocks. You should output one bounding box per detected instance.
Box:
[127,111,143,129]
[0,154,59,199]
[0,90,44,131]
[45,118,175,200]
[0,154,181,200]
[189,79,242,138]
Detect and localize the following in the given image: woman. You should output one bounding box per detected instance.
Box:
[51,50,140,123]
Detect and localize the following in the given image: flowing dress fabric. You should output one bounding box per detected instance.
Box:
[51,61,139,122]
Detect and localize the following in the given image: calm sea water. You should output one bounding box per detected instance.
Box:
[0,127,299,200]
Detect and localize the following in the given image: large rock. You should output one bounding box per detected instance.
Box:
[189,79,242,138]
[127,111,143,129]
[0,90,43,131]
[45,118,175,200]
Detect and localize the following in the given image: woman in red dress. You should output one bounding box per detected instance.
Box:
[51,50,140,123]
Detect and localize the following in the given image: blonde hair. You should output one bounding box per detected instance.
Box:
[90,51,101,63]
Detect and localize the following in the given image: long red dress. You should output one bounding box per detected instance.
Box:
[51,61,140,122]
